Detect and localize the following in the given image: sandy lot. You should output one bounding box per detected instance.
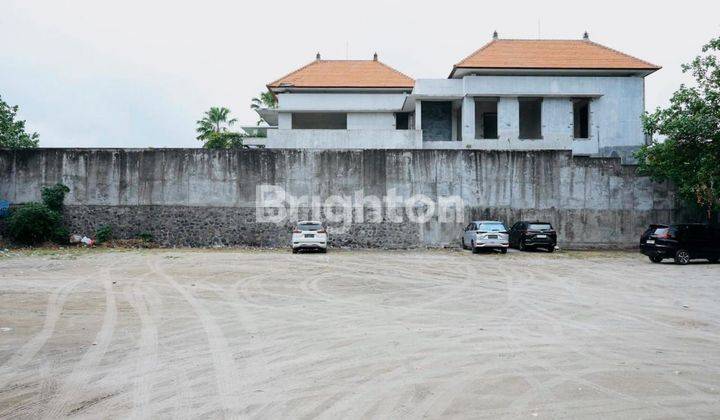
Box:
[0,248,719,419]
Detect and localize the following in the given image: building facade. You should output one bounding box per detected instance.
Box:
[249,33,660,162]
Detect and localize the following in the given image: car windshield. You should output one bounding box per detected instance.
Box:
[298,223,322,231]
[528,223,552,230]
[478,223,506,232]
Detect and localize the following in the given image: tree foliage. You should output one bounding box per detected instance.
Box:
[7,203,61,244]
[636,36,720,221]
[41,183,71,212]
[195,107,246,149]
[0,95,39,149]
[201,131,247,149]
[7,183,70,245]
[250,91,277,125]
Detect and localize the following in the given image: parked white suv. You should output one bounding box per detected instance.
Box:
[462,220,509,254]
[291,221,328,253]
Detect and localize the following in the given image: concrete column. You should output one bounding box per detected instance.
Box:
[278,112,292,130]
[497,97,518,141]
[451,106,458,141]
[461,96,475,140]
[414,100,422,130]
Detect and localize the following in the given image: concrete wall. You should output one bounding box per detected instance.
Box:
[267,130,421,149]
[0,148,675,248]
[347,113,396,130]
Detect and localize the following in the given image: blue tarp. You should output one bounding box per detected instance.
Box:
[0,200,10,218]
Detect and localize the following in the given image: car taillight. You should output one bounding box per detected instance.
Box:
[317,229,326,234]
[293,229,301,234]
[476,231,487,234]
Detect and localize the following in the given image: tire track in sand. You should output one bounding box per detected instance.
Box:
[0,277,85,391]
[123,283,159,419]
[149,255,243,417]
[42,263,118,419]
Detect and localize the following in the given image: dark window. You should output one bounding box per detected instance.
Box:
[395,113,409,130]
[685,225,709,240]
[292,113,347,129]
[528,223,552,231]
[298,222,323,231]
[519,98,542,139]
[474,99,498,139]
[573,98,590,138]
[421,101,452,141]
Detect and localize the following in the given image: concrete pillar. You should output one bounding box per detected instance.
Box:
[414,100,422,130]
[451,106,458,141]
[498,97,518,141]
[461,96,475,140]
[278,112,292,129]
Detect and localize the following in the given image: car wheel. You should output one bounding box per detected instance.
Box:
[547,246,555,253]
[471,241,479,254]
[708,257,719,263]
[321,248,327,254]
[500,248,507,254]
[674,249,690,265]
[649,255,663,263]
[461,238,466,249]
[292,248,298,254]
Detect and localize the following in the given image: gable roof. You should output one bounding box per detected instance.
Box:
[267,59,414,90]
[451,39,660,77]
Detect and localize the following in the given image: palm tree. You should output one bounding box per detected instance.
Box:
[196,107,237,141]
[250,91,277,110]
[250,91,277,126]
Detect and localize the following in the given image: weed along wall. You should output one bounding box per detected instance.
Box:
[0,148,675,248]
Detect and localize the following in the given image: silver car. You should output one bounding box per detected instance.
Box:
[462,220,509,254]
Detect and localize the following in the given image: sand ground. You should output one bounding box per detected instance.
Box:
[0,248,719,419]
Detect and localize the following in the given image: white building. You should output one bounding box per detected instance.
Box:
[250,33,660,162]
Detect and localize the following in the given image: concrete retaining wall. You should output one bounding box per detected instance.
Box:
[0,148,675,248]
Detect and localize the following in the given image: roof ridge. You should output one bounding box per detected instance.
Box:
[455,39,496,67]
[375,60,415,82]
[584,40,661,69]
[267,59,320,88]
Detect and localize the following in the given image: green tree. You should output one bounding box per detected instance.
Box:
[41,183,71,212]
[7,203,60,245]
[636,36,720,222]
[195,107,246,149]
[201,131,246,149]
[0,95,39,149]
[250,91,277,125]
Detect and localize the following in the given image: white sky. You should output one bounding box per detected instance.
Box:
[1,0,718,147]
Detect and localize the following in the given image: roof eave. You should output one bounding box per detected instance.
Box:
[449,66,661,77]
[267,86,414,93]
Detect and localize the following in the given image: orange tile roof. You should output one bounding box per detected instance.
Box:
[453,39,660,73]
[268,59,414,89]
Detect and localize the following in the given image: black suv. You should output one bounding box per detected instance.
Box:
[640,223,720,264]
[509,221,557,252]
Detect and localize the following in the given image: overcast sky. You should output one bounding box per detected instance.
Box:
[1,0,718,148]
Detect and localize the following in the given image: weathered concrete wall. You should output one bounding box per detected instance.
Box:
[0,148,675,248]
[418,75,646,161]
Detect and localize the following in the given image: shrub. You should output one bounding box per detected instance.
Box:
[52,226,70,244]
[41,183,70,212]
[137,232,153,242]
[95,225,113,243]
[7,203,61,244]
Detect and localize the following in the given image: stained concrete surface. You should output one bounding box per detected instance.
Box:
[1,249,719,418]
[0,149,676,247]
